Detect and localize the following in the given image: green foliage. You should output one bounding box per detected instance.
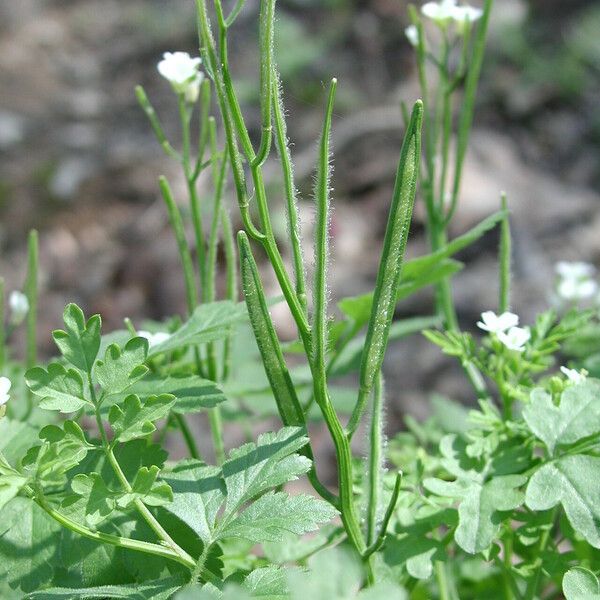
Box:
[52,304,101,374]
[1,0,598,597]
[563,567,600,600]
[108,394,176,442]
[163,427,335,548]
[523,380,600,454]
[26,363,89,413]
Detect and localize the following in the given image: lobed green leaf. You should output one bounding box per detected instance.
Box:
[108,394,176,442]
[26,363,90,413]
[52,304,101,374]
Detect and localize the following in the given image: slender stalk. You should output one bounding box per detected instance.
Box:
[88,373,194,571]
[24,230,39,420]
[159,176,198,312]
[448,0,494,214]
[174,413,201,460]
[363,471,402,559]
[135,86,181,161]
[310,80,368,573]
[206,147,229,303]
[220,207,237,381]
[366,372,384,547]
[252,0,275,167]
[438,40,453,212]
[35,493,196,570]
[179,95,207,299]
[524,509,557,600]
[204,0,311,341]
[238,231,337,507]
[272,72,307,312]
[435,561,452,600]
[192,78,212,181]
[499,193,511,313]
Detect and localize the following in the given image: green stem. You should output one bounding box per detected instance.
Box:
[435,561,452,600]
[135,85,181,161]
[24,230,39,420]
[220,207,237,381]
[438,37,452,213]
[208,408,225,465]
[499,193,511,313]
[272,72,307,312]
[174,413,202,460]
[159,176,198,312]
[366,372,383,547]
[89,379,194,570]
[524,508,557,600]
[310,79,369,577]
[35,493,195,569]
[448,0,494,214]
[207,0,311,340]
[192,78,212,181]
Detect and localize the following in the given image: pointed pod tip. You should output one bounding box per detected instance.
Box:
[236,230,250,255]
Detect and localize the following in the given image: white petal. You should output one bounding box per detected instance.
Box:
[157,52,202,87]
[498,326,530,352]
[422,0,457,21]
[576,279,598,299]
[496,312,519,331]
[0,377,11,395]
[451,5,483,24]
[405,25,419,46]
[560,366,586,384]
[556,261,595,280]
[476,310,498,332]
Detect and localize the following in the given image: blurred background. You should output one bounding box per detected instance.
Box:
[1,0,599,421]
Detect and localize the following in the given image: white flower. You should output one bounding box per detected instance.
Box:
[476,310,519,335]
[555,261,595,280]
[8,291,29,326]
[405,25,419,47]
[157,52,204,103]
[560,366,587,384]
[421,0,457,24]
[0,377,11,407]
[497,326,530,352]
[557,277,598,301]
[137,330,171,348]
[451,4,483,31]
